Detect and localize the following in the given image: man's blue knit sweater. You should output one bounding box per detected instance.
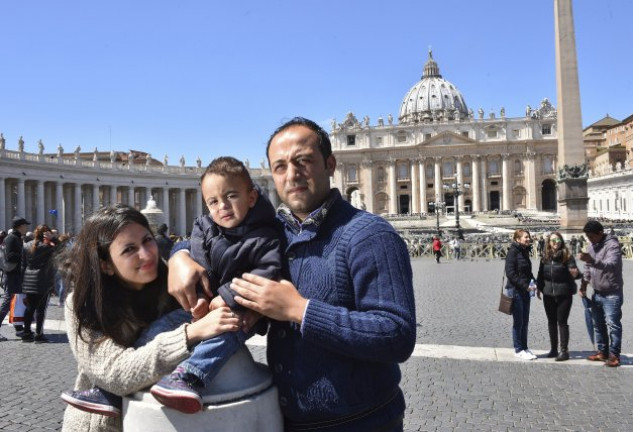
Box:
[269,189,416,431]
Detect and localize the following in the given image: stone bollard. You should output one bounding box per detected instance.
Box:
[123,346,283,431]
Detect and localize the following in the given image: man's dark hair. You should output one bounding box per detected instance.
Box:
[266,117,332,165]
[583,220,604,234]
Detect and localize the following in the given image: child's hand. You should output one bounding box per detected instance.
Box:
[191,297,210,321]
[241,310,263,333]
[210,295,228,311]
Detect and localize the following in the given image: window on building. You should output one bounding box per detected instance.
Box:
[513,129,521,138]
[514,159,523,175]
[543,155,555,174]
[463,162,471,177]
[443,161,454,177]
[542,124,552,135]
[346,135,356,146]
[397,162,409,180]
[397,132,407,143]
[461,131,469,138]
[486,130,498,138]
[424,133,432,141]
[489,159,500,175]
[347,165,357,183]
[376,136,383,145]
[426,164,434,179]
[377,166,385,183]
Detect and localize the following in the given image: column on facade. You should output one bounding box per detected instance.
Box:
[162,188,171,231]
[360,159,374,213]
[502,153,512,210]
[195,188,202,218]
[418,159,427,213]
[74,183,82,233]
[92,184,100,213]
[146,187,152,205]
[525,150,537,210]
[55,182,64,232]
[481,157,489,211]
[410,159,419,213]
[387,160,397,214]
[471,156,481,212]
[0,178,5,229]
[434,157,442,201]
[36,180,45,224]
[128,186,135,208]
[17,179,26,219]
[178,188,187,236]
[25,183,34,223]
[455,156,465,212]
[337,162,346,194]
[107,185,115,206]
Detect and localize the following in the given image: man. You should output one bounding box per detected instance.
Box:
[578,220,623,367]
[450,236,461,260]
[0,216,30,341]
[169,117,416,431]
[154,223,174,261]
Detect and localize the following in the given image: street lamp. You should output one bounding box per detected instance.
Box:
[443,182,470,233]
[432,199,445,237]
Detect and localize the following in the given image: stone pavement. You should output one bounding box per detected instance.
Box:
[1,258,632,431]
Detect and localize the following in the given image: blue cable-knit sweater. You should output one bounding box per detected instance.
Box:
[269,189,416,431]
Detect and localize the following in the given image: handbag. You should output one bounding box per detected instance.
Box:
[498,274,513,315]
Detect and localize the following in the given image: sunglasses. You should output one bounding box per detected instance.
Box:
[550,238,562,243]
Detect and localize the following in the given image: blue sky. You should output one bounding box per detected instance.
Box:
[1,0,631,167]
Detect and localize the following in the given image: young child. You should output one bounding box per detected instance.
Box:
[62,156,282,415]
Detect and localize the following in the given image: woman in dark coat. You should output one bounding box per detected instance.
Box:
[21,224,56,342]
[505,229,536,360]
[536,231,581,361]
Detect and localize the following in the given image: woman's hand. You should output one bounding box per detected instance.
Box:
[185,306,240,345]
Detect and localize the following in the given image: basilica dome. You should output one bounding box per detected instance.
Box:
[399,50,469,124]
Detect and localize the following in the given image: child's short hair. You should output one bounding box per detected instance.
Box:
[201,156,253,188]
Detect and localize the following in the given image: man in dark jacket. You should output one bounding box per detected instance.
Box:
[0,216,30,341]
[579,220,624,367]
[154,223,173,260]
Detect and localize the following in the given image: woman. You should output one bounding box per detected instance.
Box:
[60,204,240,432]
[21,224,57,342]
[536,232,581,361]
[505,229,536,360]
[432,235,443,263]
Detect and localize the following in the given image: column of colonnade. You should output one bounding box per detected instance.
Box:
[0,177,203,236]
[375,152,538,215]
[387,160,397,214]
[410,159,419,213]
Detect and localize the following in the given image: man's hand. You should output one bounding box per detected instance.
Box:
[578,280,588,298]
[231,273,308,324]
[577,252,594,264]
[168,251,212,311]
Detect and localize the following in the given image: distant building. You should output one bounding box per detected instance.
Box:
[329,50,560,215]
[584,114,633,220]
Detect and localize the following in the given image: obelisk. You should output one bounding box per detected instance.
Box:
[554,0,588,231]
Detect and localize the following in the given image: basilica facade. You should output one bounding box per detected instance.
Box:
[329,51,560,216]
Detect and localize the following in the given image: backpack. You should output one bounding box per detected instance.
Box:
[0,244,17,272]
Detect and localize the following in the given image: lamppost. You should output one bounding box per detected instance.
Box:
[443,182,470,237]
[432,199,445,237]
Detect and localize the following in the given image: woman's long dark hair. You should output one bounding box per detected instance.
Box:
[57,204,174,347]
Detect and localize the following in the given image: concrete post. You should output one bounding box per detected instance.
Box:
[123,347,283,431]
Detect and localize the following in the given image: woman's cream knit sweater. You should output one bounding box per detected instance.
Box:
[62,293,190,432]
